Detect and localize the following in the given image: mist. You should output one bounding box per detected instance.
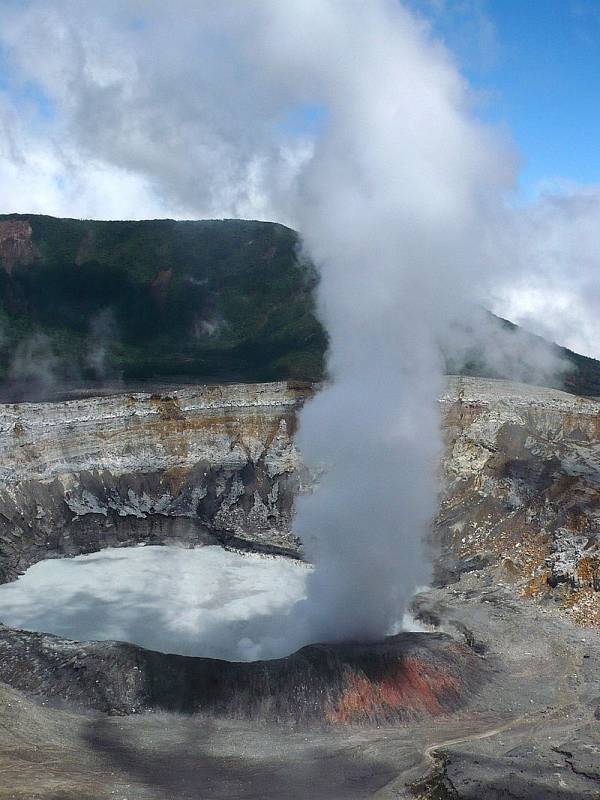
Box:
[444,307,570,390]
[265,3,514,645]
[0,311,121,402]
[85,308,122,384]
[1,1,596,652]
[5,332,76,402]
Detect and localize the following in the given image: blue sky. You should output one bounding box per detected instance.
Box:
[418,0,600,197]
[0,42,54,122]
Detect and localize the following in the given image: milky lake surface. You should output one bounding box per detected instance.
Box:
[0,545,309,660]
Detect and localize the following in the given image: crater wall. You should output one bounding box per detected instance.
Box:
[439,376,600,621]
[0,382,311,583]
[1,376,600,623]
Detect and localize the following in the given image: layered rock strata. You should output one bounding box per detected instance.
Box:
[439,376,600,622]
[1,375,600,621]
[0,382,310,583]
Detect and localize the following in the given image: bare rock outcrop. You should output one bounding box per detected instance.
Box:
[0,382,310,582]
[439,376,600,622]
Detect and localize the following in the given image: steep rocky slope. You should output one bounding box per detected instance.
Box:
[439,376,600,624]
[1,377,600,648]
[0,375,599,623]
[0,382,310,583]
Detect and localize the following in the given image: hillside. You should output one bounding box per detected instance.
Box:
[0,214,325,390]
[1,213,599,397]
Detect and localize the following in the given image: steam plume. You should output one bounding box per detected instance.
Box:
[276,3,514,644]
[86,308,121,384]
[7,333,65,402]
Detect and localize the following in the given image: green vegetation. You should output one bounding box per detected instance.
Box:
[1,212,599,396]
[0,214,326,384]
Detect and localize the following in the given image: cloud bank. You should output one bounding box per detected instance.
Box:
[492,189,600,359]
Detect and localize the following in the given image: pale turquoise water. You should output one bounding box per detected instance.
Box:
[0,545,308,660]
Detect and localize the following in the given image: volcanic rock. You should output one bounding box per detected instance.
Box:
[438,376,600,621]
[0,382,309,583]
[1,375,600,623]
[0,625,487,724]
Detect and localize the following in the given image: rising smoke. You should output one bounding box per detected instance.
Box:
[0,1,595,650]
[261,2,515,645]
[7,333,68,402]
[85,308,122,384]
[1,310,120,402]
[444,307,569,390]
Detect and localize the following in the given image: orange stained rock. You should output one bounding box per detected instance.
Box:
[576,556,599,585]
[522,571,550,599]
[328,657,462,723]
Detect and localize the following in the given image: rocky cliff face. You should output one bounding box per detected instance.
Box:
[0,382,310,583]
[0,219,36,274]
[439,376,600,624]
[0,375,599,625]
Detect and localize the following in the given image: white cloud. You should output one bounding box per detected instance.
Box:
[493,187,600,358]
